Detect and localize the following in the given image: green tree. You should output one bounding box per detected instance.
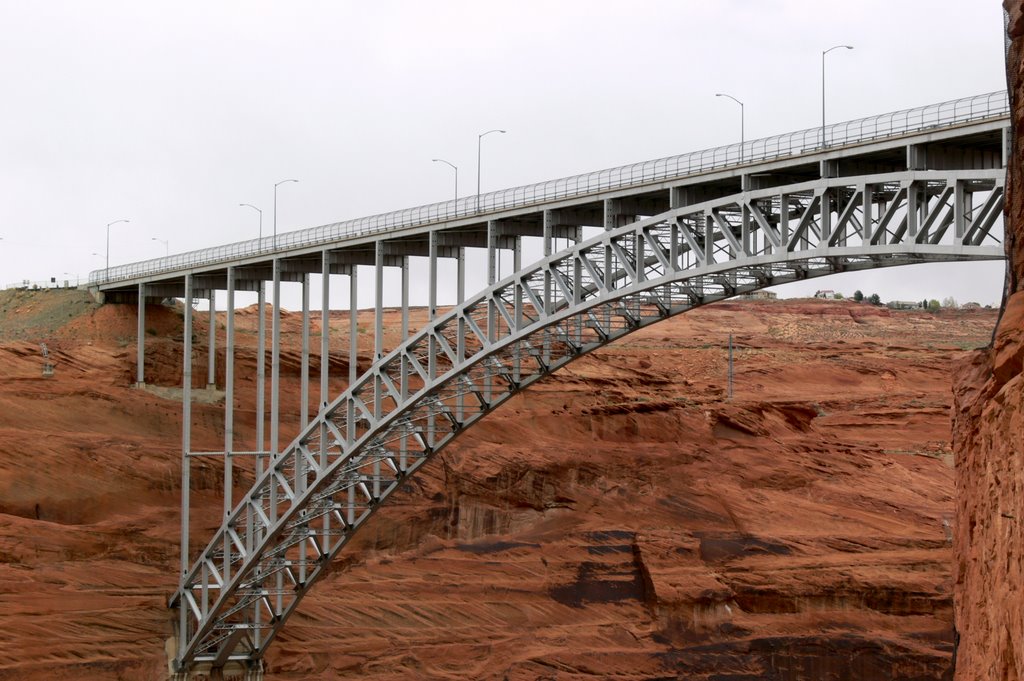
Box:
[868,293,881,305]
[853,290,864,302]
[833,292,844,300]
[928,299,941,312]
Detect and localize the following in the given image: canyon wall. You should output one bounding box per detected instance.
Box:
[950,2,1024,678]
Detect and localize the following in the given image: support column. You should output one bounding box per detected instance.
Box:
[428,232,438,319]
[207,294,216,390]
[374,242,384,361]
[319,253,331,556]
[136,283,146,387]
[256,284,266,472]
[860,183,873,245]
[907,182,919,239]
[270,258,281,456]
[954,180,967,240]
[320,252,330,412]
[401,256,409,341]
[300,274,310,428]
[178,273,193,664]
[457,247,465,303]
[820,189,833,248]
[349,268,358,386]
[223,267,235,582]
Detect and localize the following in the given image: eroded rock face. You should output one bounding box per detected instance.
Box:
[950,4,1024,677]
[0,290,997,680]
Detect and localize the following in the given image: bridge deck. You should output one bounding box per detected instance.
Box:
[93,90,1008,295]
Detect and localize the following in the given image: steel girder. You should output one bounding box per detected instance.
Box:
[169,169,1005,671]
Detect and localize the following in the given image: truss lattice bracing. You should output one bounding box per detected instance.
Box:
[165,168,1004,670]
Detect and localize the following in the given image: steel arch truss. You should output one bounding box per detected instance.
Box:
[170,169,1004,670]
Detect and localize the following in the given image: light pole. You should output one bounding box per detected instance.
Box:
[715,93,745,163]
[822,45,853,148]
[239,203,263,242]
[105,219,130,271]
[151,237,169,256]
[273,179,298,250]
[432,159,458,204]
[476,129,506,212]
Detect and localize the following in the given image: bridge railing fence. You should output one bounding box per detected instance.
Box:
[90,90,1008,287]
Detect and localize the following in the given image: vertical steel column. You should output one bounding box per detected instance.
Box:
[486,221,497,403]
[178,273,193,662]
[320,252,331,414]
[372,243,384,497]
[399,254,407,339]
[428,232,438,319]
[542,210,554,365]
[603,200,617,332]
[400,256,409,471]
[136,283,146,386]
[820,189,833,247]
[457,247,465,304]
[907,182,919,238]
[374,242,384,360]
[301,274,310,428]
[297,271,310,585]
[319,252,331,557]
[207,294,216,389]
[270,258,282,456]
[427,232,437,450]
[256,284,266,473]
[779,194,790,251]
[862,183,874,245]
[954,180,967,240]
[349,268,358,386]
[223,267,235,582]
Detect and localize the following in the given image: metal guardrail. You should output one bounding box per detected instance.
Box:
[90,90,1009,287]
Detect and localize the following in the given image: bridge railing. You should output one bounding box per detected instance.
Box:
[89,90,1008,287]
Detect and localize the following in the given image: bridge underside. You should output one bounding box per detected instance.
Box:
[149,166,1005,672]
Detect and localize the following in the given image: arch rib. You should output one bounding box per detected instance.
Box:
[170,169,1005,671]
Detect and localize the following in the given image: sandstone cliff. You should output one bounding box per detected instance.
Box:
[949,3,1024,679]
[0,291,997,680]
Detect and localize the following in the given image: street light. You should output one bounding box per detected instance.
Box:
[273,180,298,250]
[715,93,745,163]
[477,129,506,212]
[432,159,458,205]
[822,45,854,148]
[105,219,130,271]
[151,237,169,256]
[239,203,263,242]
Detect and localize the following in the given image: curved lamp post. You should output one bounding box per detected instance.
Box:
[239,203,263,242]
[822,45,854,148]
[476,129,506,213]
[273,180,299,250]
[105,219,130,271]
[715,93,745,163]
[432,158,458,205]
[151,237,169,256]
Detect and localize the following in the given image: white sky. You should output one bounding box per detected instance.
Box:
[0,0,1010,307]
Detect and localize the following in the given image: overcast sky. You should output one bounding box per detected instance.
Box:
[0,1,1010,307]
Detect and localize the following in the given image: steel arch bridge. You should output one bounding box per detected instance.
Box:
[85,92,1008,677]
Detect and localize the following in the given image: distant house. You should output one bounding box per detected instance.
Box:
[886,300,922,310]
[740,291,777,300]
[962,301,982,310]
[814,289,835,298]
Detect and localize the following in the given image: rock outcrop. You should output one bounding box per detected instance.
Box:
[949,3,1024,678]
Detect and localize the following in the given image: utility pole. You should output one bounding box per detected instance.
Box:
[728,333,734,400]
